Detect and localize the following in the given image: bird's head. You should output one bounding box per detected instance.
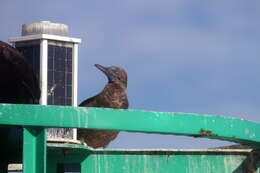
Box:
[95,64,127,88]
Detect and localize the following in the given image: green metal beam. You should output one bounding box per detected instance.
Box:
[47,143,260,173]
[81,154,93,173]
[81,150,259,173]
[23,127,46,173]
[0,104,259,147]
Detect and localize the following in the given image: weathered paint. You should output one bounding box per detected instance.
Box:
[86,153,246,173]
[0,104,259,148]
[47,143,260,173]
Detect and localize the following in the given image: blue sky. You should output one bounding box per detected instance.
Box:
[1,0,260,149]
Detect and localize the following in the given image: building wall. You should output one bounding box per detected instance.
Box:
[15,41,73,106]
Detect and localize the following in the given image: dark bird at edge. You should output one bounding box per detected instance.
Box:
[0,40,41,165]
[78,64,128,148]
[0,40,40,104]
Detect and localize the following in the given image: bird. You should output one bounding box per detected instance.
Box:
[78,64,128,148]
[0,41,41,164]
[0,40,40,104]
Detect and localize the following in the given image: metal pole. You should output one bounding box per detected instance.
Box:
[23,127,46,173]
[40,39,48,105]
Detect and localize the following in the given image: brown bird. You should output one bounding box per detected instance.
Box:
[0,41,41,166]
[78,64,128,148]
[0,40,40,104]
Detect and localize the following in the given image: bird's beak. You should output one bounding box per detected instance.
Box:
[95,64,108,75]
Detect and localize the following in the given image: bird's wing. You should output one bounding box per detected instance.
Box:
[122,97,129,109]
[79,95,100,107]
[0,41,40,104]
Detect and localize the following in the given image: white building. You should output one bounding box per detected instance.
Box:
[10,21,81,140]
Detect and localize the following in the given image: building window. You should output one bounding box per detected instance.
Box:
[16,43,40,80]
[48,45,72,106]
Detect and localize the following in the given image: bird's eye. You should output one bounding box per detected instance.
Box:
[111,69,119,75]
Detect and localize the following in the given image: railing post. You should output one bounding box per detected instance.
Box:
[23,127,46,173]
[81,154,93,173]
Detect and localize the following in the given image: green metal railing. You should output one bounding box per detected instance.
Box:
[0,104,259,173]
